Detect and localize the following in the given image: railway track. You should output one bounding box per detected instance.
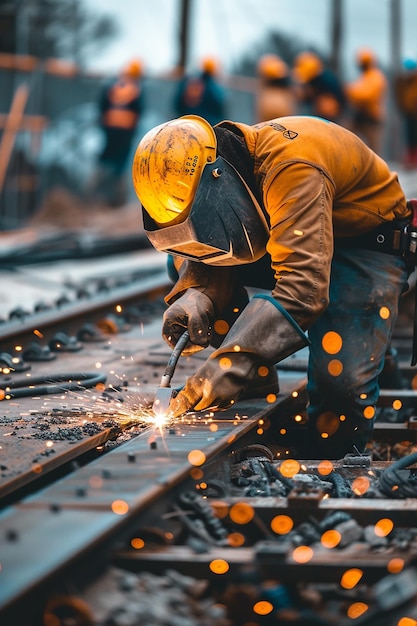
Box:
[1,249,417,625]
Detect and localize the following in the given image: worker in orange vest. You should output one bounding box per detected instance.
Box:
[292,51,346,124]
[395,58,417,167]
[95,59,145,206]
[345,48,387,155]
[256,54,298,122]
[173,56,226,126]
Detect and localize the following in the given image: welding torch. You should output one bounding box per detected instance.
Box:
[152,330,190,415]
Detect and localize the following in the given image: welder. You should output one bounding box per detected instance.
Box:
[132,114,416,459]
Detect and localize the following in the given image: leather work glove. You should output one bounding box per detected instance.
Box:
[162,288,215,355]
[168,295,310,417]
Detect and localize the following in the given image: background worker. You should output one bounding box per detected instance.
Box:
[255,54,297,122]
[173,56,227,126]
[292,51,346,123]
[93,58,145,206]
[345,48,387,155]
[395,58,417,168]
[132,114,414,460]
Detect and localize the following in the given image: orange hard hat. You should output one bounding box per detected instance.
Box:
[257,54,289,80]
[201,56,219,75]
[356,48,376,67]
[123,58,143,79]
[293,51,323,83]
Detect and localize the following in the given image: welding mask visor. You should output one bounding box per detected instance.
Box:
[142,156,269,266]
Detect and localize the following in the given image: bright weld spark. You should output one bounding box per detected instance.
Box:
[33,369,245,436]
[81,388,174,431]
[38,381,154,427]
[151,410,170,428]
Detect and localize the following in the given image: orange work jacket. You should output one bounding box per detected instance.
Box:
[101,78,142,130]
[167,116,409,330]
[345,67,387,121]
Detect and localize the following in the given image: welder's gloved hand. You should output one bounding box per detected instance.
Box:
[168,295,310,417]
[162,288,215,355]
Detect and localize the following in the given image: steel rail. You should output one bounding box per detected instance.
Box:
[0,255,416,624]
[0,387,304,625]
[0,266,171,355]
[2,369,417,624]
[0,263,172,504]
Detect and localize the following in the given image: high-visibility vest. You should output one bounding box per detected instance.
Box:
[102,79,141,130]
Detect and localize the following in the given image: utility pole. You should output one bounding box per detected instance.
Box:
[330,0,343,79]
[389,0,402,161]
[390,0,401,74]
[177,0,191,75]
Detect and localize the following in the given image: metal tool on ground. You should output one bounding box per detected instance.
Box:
[152,330,190,415]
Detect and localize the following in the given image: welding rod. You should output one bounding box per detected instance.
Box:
[158,329,190,388]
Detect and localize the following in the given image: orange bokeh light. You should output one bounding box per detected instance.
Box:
[321,529,341,548]
[209,559,229,574]
[271,514,294,535]
[253,600,274,616]
[374,518,394,537]
[280,459,300,478]
[341,568,363,589]
[229,502,255,524]
[111,499,129,515]
[292,545,314,563]
[188,449,206,466]
[322,331,343,354]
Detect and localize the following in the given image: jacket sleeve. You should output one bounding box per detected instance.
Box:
[166,162,335,331]
[263,161,335,330]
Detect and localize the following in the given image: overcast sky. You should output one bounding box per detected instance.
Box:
[83,0,417,79]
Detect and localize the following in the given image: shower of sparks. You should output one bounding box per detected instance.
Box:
[39,382,175,429]
[0,357,251,455]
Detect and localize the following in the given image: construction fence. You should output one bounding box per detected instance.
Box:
[0,55,257,231]
[0,54,407,231]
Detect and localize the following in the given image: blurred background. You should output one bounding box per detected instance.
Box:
[0,0,416,235]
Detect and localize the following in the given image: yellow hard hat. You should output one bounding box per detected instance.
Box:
[132,115,217,226]
[293,51,323,83]
[257,54,289,80]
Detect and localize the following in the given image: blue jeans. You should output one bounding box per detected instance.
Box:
[305,247,409,458]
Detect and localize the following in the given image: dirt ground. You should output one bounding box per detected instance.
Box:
[29,188,145,236]
[0,188,145,256]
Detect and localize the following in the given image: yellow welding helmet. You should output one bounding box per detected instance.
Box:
[132,115,217,226]
[132,116,269,266]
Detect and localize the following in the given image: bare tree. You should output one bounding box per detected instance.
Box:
[0,0,119,67]
[233,30,319,77]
